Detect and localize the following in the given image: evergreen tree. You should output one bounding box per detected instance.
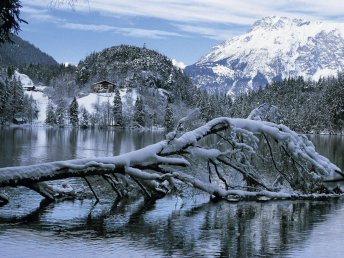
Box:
[134,97,145,127]
[0,0,27,44]
[45,102,56,125]
[55,98,67,127]
[23,94,38,123]
[7,77,24,120]
[152,112,158,127]
[56,105,65,127]
[7,66,15,78]
[164,103,174,131]
[112,88,123,126]
[69,96,79,126]
[80,108,89,129]
[0,80,10,124]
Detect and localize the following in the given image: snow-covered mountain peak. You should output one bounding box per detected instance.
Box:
[251,16,309,31]
[185,16,344,96]
[199,16,344,64]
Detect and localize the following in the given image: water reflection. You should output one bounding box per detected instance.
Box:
[1,194,343,257]
[0,127,165,167]
[1,128,344,257]
[308,134,344,172]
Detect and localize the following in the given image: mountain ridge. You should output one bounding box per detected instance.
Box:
[0,35,58,67]
[185,16,344,96]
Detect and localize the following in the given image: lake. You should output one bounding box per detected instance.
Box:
[0,127,343,257]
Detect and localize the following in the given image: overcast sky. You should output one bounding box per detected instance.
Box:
[20,0,344,66]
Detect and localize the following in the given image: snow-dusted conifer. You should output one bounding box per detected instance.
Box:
[24,94,38,123]
[134,97,145,127]
[45,102,56,125]
[164,103,174,132]
[112,88,123,126]
[10,78,24,120]
[69,96,79,126]
[80,108,89,129]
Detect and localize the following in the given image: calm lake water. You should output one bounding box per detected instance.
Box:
[0,127,343,258]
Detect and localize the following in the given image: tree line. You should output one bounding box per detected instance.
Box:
[44,87,176,130]
[230,75,344,133]
[0,68,38,124]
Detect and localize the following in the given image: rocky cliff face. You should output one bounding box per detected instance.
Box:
[185,16,344,97]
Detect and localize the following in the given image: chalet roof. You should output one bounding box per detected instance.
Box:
[92,80,115,86]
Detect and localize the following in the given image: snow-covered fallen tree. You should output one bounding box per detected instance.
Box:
[0,110,342,205]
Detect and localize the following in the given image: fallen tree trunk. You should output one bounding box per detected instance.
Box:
[0,116,342,205]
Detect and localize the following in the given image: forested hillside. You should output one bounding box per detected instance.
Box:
[42,45,232,128]
[0,35,57,67]
[230,75,344,133]
[0,68,38,125]
[76,45,194,102]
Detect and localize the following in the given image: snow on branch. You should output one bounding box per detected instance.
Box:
[0,116,342,205]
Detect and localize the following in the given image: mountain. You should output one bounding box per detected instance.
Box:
[0,35,58,67]
[76,45,194,102]
[185,16,344,97]
[34,45,201,128]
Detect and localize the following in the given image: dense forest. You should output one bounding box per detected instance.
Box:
[0,68,38,125]
[0,35,57,67]
[230,75,344,133]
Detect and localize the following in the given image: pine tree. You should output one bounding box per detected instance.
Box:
[80,108,89,129]
[69,96,79,126]
[112,88,123,126]
[134,97,145,127]
[0,80,9,124]
[56,106,65,127]
[23,94,38,123]
[164,103,174,132]
[10,78,24,120]
[45,102,56,125]
[0,0,27,44]
[152,112,158,127]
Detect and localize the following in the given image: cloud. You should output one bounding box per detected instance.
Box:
[117,28,183,39]
[60,22,184,39]
[22,0,344,25]
[22,0,344,41]
[175,24,240,40]
[61,23,115,32]
[22,5,65,23]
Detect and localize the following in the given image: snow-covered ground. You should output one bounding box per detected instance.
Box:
[14,71,34,88]
[77,88,137,114]
[15,71,137,124]
[15,71,49,124]
[27,90,49,123]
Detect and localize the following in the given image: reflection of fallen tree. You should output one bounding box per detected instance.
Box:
[0,109,343,205]
[3,195,339,257]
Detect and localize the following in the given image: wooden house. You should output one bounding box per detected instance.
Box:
[13,117,27,124]
[92,80,116,93]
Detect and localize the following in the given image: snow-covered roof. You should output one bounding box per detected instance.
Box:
[92,80,116,86]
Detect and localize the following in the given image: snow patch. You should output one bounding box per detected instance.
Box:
[77,88,137,114]
[14,71,34,88]
[212,65,234,77]
[312,68,339,80]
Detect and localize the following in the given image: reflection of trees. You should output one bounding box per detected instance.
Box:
[68,128,79,159]
[112,130,124,156]
[0,127,38,167]
[1,196,340,257]
[309,135,344,173]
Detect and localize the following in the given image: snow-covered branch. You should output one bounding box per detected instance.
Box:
[0,116,342,205]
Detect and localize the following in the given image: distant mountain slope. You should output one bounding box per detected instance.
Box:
[0,35,58,67]
[185,16,344,96]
